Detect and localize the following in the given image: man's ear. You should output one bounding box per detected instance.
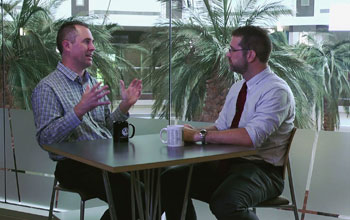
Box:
[246,50,256,63]
[62,40,71,52]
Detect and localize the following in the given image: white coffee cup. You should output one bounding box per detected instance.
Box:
[160,125,184,147]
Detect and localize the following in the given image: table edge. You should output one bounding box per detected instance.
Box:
[43,144,257,173]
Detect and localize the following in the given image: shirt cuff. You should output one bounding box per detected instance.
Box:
[113,106,129,122]
[70,109,83,125]
[244,126,258,147]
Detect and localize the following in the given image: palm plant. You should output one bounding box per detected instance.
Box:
[269,31,322,129]
[1,0,59,109]
[0,0,138,109]
[142,0,318,128]
[295,34,350,130]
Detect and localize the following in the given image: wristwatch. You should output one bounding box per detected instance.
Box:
[199,129,207,145]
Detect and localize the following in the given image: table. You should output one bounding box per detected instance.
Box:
[43,133,258,220]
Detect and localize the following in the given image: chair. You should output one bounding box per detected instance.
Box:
[252,127,299,220]
[48,177,96,220]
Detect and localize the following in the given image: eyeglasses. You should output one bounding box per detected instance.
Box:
[229,46,249,53]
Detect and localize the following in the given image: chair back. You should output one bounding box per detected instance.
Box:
[282,127,297,179]
[253,127,300,220]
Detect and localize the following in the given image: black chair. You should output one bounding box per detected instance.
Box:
[252,128,299,220]
[48,177,96,220]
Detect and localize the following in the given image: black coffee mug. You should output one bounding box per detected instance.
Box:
[113,121,135,142]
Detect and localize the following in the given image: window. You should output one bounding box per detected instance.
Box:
[297,0,314,16]
[76,0,84,6]
[1,0,349,125]
[301,0,310,7]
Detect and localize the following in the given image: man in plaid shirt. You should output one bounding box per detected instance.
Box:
[32,20,142,220]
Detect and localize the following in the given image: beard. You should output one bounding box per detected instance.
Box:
[229,58,248,74]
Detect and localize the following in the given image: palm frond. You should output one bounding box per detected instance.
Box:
[1,1,138,110]
[142,0,308,124]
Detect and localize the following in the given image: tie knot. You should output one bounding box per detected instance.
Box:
[242,82,247,91]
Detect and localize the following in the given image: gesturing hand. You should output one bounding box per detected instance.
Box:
[184,124,195,129]
[119,79,142,114]
[74,82,111,120]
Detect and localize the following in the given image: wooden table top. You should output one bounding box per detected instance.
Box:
[43,134,258,173]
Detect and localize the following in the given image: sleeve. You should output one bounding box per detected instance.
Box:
[31,83,81,146]
[89,76,129,130]
[104,105,129,131]
[245,88,292,148]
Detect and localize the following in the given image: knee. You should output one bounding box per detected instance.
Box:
[161,167,185,198]
[161,168,175,185]
[161,169,178,195]
[209,199,237,219]
[209,193,246,219]
[161,166,188,187]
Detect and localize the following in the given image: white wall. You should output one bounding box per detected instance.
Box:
[278,0,350,28]
[52,0,163,26]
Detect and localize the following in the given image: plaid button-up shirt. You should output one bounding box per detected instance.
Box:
[32,62,128,160]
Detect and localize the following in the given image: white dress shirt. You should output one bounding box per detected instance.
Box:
[215,67,295,166]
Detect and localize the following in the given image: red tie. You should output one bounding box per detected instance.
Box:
[231,82,247,128]
[218,82,247,176]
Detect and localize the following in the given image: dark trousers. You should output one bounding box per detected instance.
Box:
[161,158,284,220]
[55,159,139,220]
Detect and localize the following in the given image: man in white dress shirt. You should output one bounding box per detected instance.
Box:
[161,26,295,220]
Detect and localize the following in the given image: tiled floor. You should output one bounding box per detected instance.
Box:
[0,199,302,220]
[2,124,350,220]
[0,202,53,220]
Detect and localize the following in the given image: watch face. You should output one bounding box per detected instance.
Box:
[199,129,207,144]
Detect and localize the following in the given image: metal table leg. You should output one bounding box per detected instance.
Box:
[102,170,117,220]
[131,168,162,220]
[181,164,194,220]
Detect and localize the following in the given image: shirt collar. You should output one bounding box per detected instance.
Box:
[245,67,272,90]
[56,62,90,84]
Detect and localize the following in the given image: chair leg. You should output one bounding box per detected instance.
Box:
[287,160,299,220]
[55,190,60,208]
[80,200,85,220]
[48,178,58,220]
[252,207,256,214]
[293,206,299,220]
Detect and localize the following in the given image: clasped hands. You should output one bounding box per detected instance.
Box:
[74,79,142,119]
[183,124,201,143]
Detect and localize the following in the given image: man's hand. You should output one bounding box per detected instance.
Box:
[184,126,200,143]
[74,82,111,120]
[184,124,195,129]
[119,79,142,114]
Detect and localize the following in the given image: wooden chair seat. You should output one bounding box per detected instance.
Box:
[252,128,299,220]
[256,196,290,207]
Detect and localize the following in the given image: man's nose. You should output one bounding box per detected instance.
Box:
[90,43,96,51]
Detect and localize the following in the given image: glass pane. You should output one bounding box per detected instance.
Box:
[0,0,171,205]
[301,0,310,7]
[164,0,350,132]
[1,0,168,119]
[76,0,84,6]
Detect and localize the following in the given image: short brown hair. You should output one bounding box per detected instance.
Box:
[232,26,271,63]
[56,21,89,54]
